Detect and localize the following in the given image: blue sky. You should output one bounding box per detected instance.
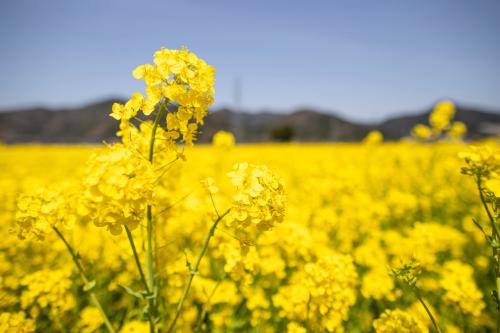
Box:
[1,0,499,121]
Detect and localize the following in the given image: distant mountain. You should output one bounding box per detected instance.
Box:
[0,100,499,143]
[0,100,120,143]
[377,106,500,140]
[197,108,370,142]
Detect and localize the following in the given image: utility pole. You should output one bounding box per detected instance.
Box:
[232,77,243,141]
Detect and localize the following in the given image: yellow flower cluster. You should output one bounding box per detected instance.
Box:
[112,47,215,147]
[0,312,36,333]
[412,100,467,141]
[2,129,499,331]
[83,144,155,235]
[120,320,149,333]
[15,187,76,240]
[273,254,357,332]
[227,163,286,246]
[429,100,455,131]
[412,124,433,140]
[77,307,105,333]
[363,130,384,144]
[373,309,428,333]
[20,268,75,319]
[389,259,422,286]
[460,145,500,187]
[440,260,485,317]
[213,130,236,149]
[287,322,307,333]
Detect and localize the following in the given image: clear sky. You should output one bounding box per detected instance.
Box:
[1,0,499,121]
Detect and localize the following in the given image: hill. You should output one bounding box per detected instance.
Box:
[0,100,498,143]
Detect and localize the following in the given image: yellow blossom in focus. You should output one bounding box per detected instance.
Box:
[113,47,215,148]
[83,144,155,235]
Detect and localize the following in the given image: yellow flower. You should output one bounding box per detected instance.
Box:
[227,163,286,244]
[373,309,428,333]
[213,130,236,149]
[20,268,75,319]
[363,130,383,144]
[460,145,500,177]
[83,144,155,235]
[287,322,307,333]
[361,268,396,300]
[77,307,104,333]
[112,47,215,152]
[15,187,77,240]
[440,260,485,317]
[0,312,36,333]
[412,124,432,140]
[120,320,149,333]
[486,178,500,197]
[448,121,467,139]
[429,100,455,132]
[202,177,219,194]
[273,254,357,332]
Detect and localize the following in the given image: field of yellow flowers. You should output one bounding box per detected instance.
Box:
[1,47,499,333]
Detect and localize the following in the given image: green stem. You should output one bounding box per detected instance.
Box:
[415,288,442,333]
[166,209,231,333]
[478,179,500,239]
[124,225,150,294]
[477,178,500,332]
[145,101,168,332]
[148,101,167,163]
[52,226,116,333]
[497,274,500,333]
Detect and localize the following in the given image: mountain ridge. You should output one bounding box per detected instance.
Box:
[0,99,499,143]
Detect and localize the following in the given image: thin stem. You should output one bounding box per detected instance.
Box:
[497,274,500,333]
[415,288,442,333]
[158,191,194,216]
[209,193,220,217]
[124,225,150,294]
[145,100,168,332]
[52,226,116,333]
[477,178,500,332]
[478,179,500,238]
[166,209,231,333]
[148,101,167,163]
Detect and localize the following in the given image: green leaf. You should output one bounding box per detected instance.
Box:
[120,284,144,299]
[83,280,96,292]
[491,238,500,249]
[145,286,158,300]
[472,218,488,237]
